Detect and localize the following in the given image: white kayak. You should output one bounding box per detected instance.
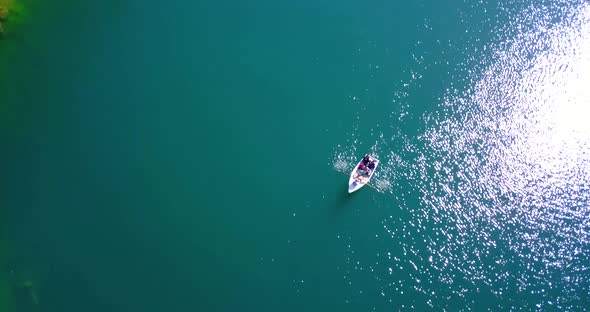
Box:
[348,155,379,193]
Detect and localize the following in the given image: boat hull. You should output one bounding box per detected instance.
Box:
[348,155,379,193]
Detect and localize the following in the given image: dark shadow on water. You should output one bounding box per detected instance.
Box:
[332,183,358,216]
[330,169,360,215]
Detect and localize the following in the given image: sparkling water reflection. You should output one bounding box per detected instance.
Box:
[334,1,590,309]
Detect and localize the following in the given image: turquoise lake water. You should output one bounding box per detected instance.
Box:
[2,0,590,310]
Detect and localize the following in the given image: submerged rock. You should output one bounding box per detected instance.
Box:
[8,267,40,310]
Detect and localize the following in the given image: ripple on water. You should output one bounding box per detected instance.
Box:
[334,1,590,310]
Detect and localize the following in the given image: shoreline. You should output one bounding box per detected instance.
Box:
[0,2,13,309]
[0,1,19,310]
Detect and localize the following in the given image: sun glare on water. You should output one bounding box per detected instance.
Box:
[333,1,590,309]
[408,3,590,309]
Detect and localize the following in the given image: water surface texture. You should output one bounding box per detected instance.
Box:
[2,0,589,311]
